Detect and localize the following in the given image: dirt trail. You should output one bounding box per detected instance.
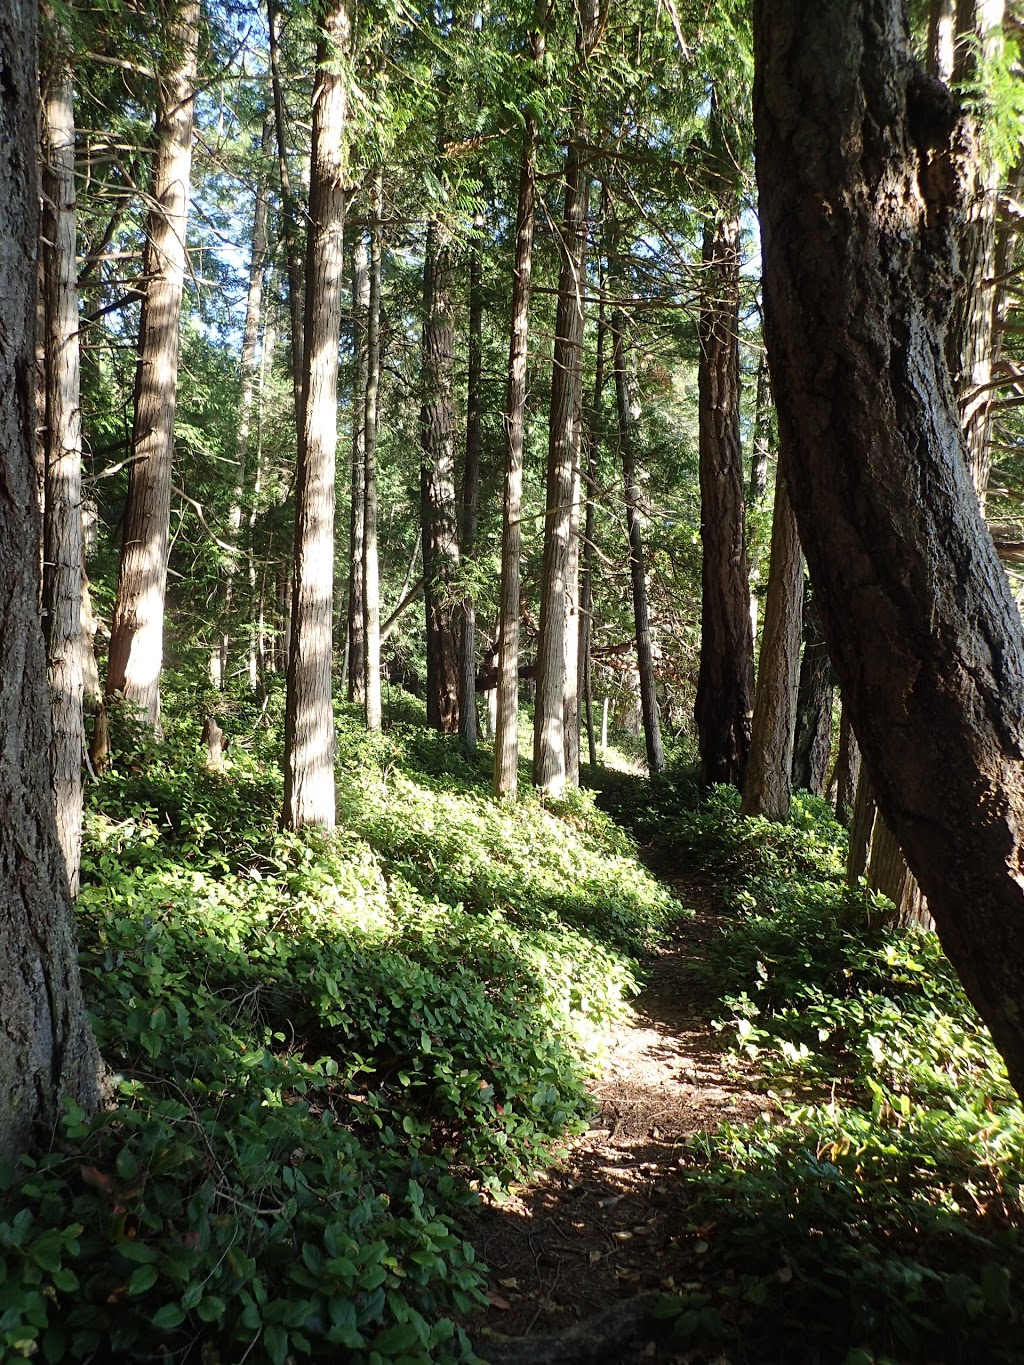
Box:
[466,873,772,1362]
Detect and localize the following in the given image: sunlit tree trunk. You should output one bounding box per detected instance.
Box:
[106,0,199,729]
[347,232,368,705]
[741,472,804,820]
[282,0,350,831]
[363,173,383,733]
[41,30,84,896]
[0,0,101,1161]
[268,0,305,419]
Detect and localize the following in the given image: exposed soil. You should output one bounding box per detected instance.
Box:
[465,871,773,1363]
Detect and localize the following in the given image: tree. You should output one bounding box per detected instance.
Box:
[105,0,201,729]
[791,590,834,795]
[0,0,101,1162]
[363,173,384,733]
[753,0,1024,1096]
[282,0,351,831]
[347,232,368,705]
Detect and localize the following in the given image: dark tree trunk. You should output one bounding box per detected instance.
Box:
[0,0,101,1161]
[754,0,1024,1097]
[694,188,755,787]
[363,173,383,732]
[749,352,772,505]
[741,472,804,820]
[420,217,460,735]
[282,0,350,830]
[791,590,834,795]
[106,0,199,729]
[580,238,606,771]
[833,699,861,827]
[459,210,485,752]
[347,233,368,705]
[493,5,545,798]
[41,32,85,897]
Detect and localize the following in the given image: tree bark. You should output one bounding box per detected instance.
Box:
[754,0,1024,1096]
[347,232,368,705]
[268,0,305,419]
[741,471,804,820]
[41,32,85,897]
[282,0,350,831]
[791,590,834,795]
[459,209,485,752]
[695,137,755,787]
[612,309,664,776]
[493,6,545,799]
[580,239,605,771]
[749,352,772,505]
[106,0,200,729]
[833,699,861,827]
[0,0,101,1161]
[420,216,461,735]
[363,173,383,733]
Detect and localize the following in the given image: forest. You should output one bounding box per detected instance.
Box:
[4,0,1024,1359]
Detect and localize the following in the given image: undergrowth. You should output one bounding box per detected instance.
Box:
[599,770,1024,1364]
[0,683,675,1364]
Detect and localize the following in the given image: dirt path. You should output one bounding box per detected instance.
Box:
[465,873,772,1362]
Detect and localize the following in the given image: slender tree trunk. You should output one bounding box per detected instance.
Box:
[754,0,1024,1097]
[282,0,350,831]
[833,699,861,827]
[791,590,834,795]
[533,3,598,795]
[749,352,772,505]
[222,111,272,689]
[363,173,383,732]
[695,149,755,787]
[347,233,368,705]
[268,0,305,418]
[612,309,664,775]
[0,0,101,1161]
[741,472,804,819]
[106,0,199,731]
[459,210,485,752]
[580,243,605,771]
[420,216,460,735]
[41,36,85,897]
[494,9,545,798]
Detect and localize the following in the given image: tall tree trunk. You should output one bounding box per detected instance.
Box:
[580,240,605,771]
[41,31,85,896]
[695,121,755,786]
[282,0,350,831]
[420,216,461,735]
[459,209,485,752]
[749,352,772,505]
[612,309,664,775]
[741,472,804,819]
[347,233,368,705]
[363,173,383,732]
[791,590,834,795]
[754,0,1024,1097]
[493,5,545,798]
[833,699,861,827]
[222,110,272,689]
[268,0,305,418]
[0,0,101,1161]
[532,0,598,795]
[106,0,199,729]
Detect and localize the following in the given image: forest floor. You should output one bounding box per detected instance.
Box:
[466,868,772,1363]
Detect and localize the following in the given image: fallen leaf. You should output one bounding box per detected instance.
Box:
[498,1277,519,1290]
[486,1292,512,1311]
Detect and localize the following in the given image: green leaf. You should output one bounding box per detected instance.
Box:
[263,1323,289,1365]
[128,1265,158,1296]
[152,1302,186,1331]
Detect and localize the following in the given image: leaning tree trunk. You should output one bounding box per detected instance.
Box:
[282,0,350,831]
[754,0,1024,1098]
[41,34,85,897]
[420,216,461,735]
[0,0,101,1161]
[347,232,368,705]
[106,0,199,730]
[612,308,664,776]
[741,470,804,820]
[459,210,485,753]
[694,148,756,787]
[493,5,545,799]
[363,173,383,733]
[791,589,834,795]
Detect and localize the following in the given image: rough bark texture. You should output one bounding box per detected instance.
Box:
[493,15,543,798]
[791,592,834,795]
[741,472,804,820]
[754,0,1024,1096]
[363,176,383,733]
[420,217,461,735]
[459,211,485,753]
[833,699,862,827]
[106,0,199,728]
[41,41,85,897]
[282,0,350,831]
[0,0,102,1160]
[694,200,755,787]
[347,233,368,705]
[612,310,664,776]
